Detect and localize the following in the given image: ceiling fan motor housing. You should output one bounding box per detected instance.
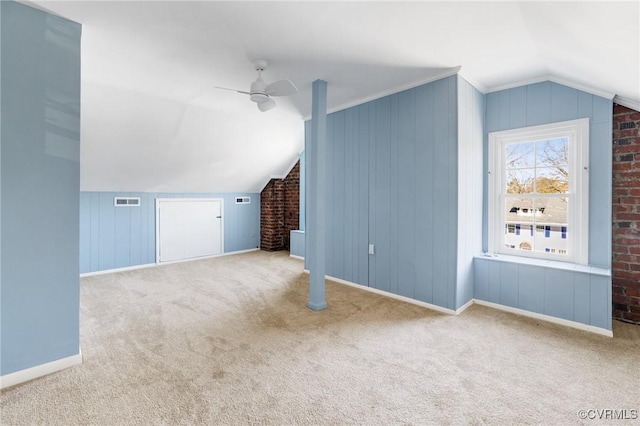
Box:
[250,79,269,103]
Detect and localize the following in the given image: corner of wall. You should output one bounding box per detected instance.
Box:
[455,76,485,310]
[1,0,81,377]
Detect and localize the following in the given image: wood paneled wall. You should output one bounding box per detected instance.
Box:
[80,192,260,274]
[307,75,472,310]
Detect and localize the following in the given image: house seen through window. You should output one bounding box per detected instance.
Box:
[488,118,589,264]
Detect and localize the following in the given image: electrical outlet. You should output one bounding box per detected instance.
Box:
[368,244,375,255]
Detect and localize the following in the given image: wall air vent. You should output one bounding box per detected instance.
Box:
[235,196,251,204]
[114,197,141,207]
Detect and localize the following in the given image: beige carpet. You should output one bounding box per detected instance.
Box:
[1,250,639,425]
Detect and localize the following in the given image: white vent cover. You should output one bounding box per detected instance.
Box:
[235,196,251,204]
[114,197,141,207]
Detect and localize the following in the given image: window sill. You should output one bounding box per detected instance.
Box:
[474,253,610,277]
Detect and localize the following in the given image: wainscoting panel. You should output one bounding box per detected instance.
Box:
[474,256,611,330]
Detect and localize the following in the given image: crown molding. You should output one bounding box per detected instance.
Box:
[613,95,640,112]
[302,66,462,120]
[457,70,488,94]
[486,74,616,101]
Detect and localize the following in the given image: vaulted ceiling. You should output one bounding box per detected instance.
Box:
[26,1,640,193]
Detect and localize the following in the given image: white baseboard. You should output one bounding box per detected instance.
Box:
[473,300,613,337]
[303,270,461,316]
[456,298,475,315]
[289,254,304,260]
[302,270,612,336]
[80,248,260,277]
[329,275,460,315]
[80,263,156,277]
[0,350,82,390]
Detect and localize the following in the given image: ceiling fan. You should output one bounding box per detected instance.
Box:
[215,60,298,112]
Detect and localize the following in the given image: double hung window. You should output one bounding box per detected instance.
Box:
[488,118,589,264]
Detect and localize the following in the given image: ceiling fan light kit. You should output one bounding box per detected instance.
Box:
[250,93,269,103]
[216,59,298,112]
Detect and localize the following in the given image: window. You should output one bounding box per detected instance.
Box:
[489,118,589,264]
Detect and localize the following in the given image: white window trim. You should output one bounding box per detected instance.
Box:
[488,118,589,265]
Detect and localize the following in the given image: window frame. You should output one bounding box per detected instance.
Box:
[488,118,589,265]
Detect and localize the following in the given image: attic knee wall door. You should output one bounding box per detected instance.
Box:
[156,199,223,263]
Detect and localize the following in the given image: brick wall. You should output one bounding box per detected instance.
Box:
[260,161,300,251]
[260,178,285,251]
[612,103,640,324]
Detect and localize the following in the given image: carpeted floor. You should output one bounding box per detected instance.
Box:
[1,250,639,425]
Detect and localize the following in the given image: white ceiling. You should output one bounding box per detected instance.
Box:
[26,1,640,193]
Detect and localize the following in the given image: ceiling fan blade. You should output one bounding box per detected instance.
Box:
[264,79,298,97]
[215,86,250,95]
[258,98,277,112]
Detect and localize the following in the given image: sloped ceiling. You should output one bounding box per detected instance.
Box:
[25,1,640,193]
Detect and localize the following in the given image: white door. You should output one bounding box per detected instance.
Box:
[156,199,223,263]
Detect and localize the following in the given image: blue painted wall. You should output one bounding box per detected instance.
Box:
[1,1,81,375]
[290,230,305,258]
[326,100,371,289]
[478,81,613,330]
[305,76,611,329]
[483,81,612,267]
[79,192,260,274]
[456,77,485,309]
[474,259,611,330]
[306,75,468,310]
